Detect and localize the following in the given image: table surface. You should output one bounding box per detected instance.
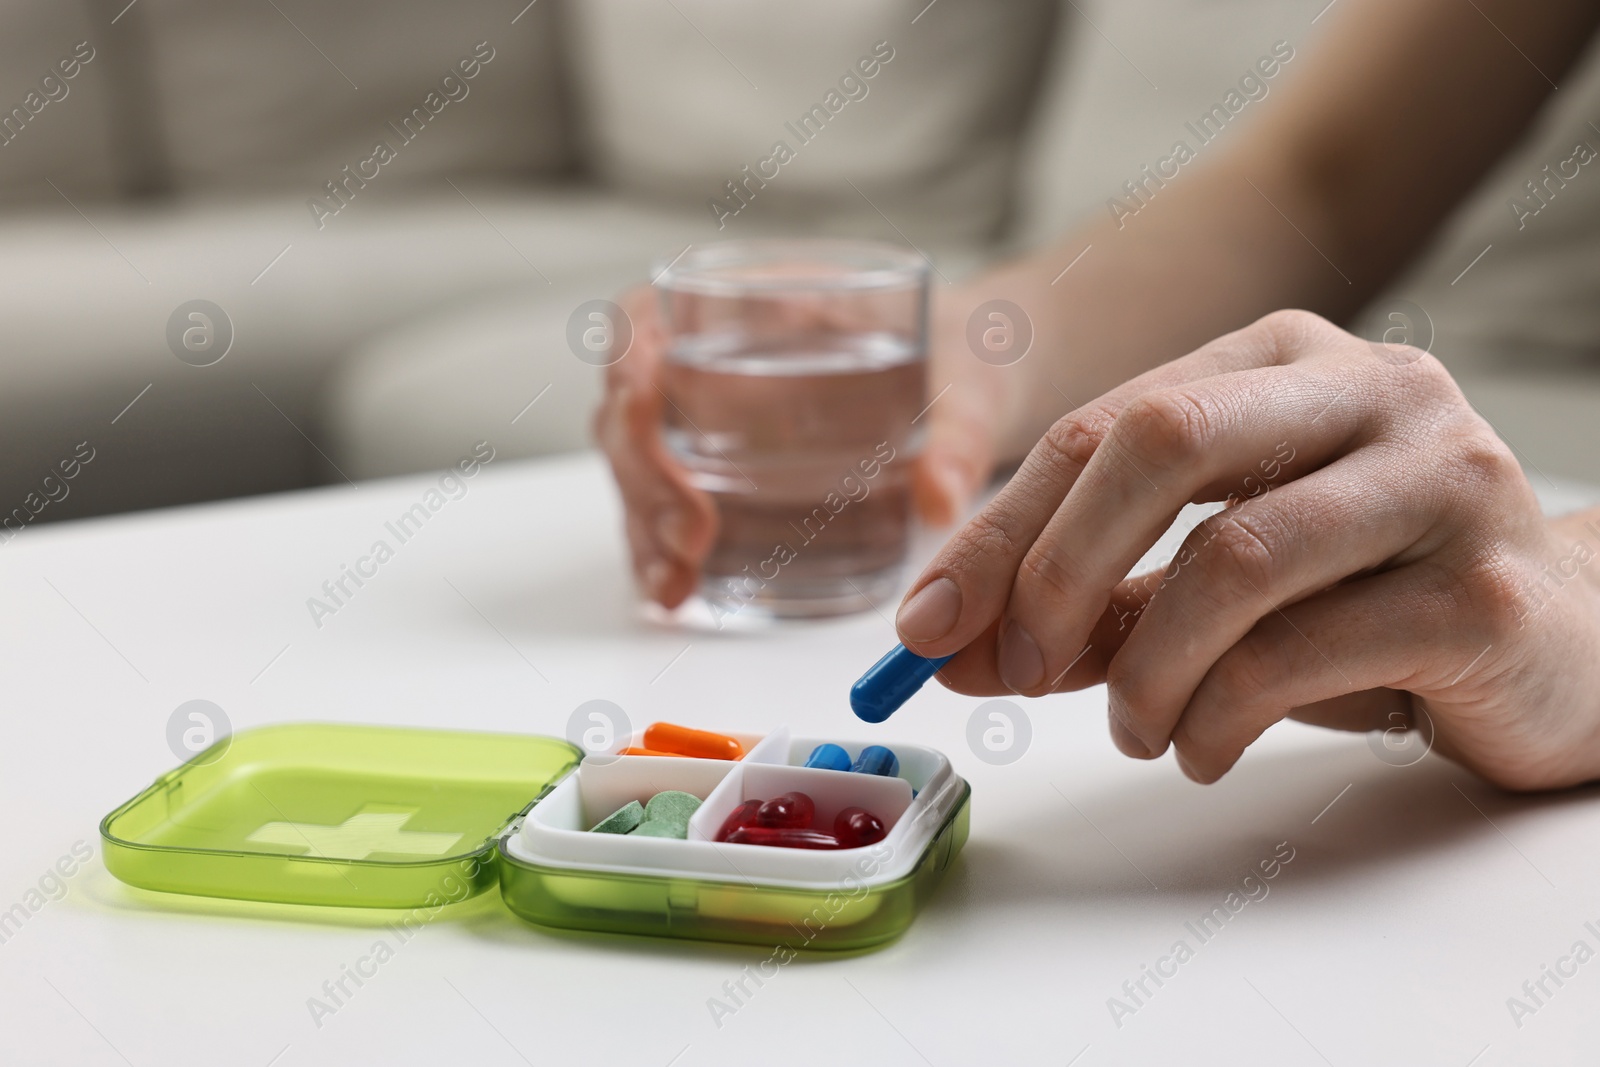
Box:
[5,451,1600,1067]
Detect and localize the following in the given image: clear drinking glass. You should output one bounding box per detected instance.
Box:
[654,239,930,620]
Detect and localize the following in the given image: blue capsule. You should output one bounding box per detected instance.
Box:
[850,745,899,778]
[803,743,853,772]
[850,644,954,722]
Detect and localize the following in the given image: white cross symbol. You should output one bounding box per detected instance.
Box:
[246,810,464,861]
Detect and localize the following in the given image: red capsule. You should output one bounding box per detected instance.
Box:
[723,826,841,849]
[833,807,887,848]
[715,800,762,842]
[754,791,815,829]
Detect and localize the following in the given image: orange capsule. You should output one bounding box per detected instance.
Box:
[616,746,675,757]
[641,722,745,761]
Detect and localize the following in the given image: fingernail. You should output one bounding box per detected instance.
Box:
[998,619,1044,692]
[659,508,694,557]
[1108,713,1150,759]
[896,577,962,643]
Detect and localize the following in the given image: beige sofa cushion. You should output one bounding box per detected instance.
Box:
[566,0,1058,245]
[135,0,572,193]
[321,191,731,478]
[0,4,122,202]
[0,183,709,513]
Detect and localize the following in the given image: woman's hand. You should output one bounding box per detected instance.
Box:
[594,282,1018,608]
[592,285,717,609]
[895,310,1600,791]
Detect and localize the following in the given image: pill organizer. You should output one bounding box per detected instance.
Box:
[100,722,970,950]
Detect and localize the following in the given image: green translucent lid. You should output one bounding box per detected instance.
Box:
[101,722,580,909]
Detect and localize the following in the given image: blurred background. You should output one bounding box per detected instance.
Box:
[5,0,1600,526]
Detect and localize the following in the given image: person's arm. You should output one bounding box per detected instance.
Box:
[890,0,1600,791]
[962,0,1600,465]
[598,0,1600,606]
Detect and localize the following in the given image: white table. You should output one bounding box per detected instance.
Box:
[4,452,1600,1067]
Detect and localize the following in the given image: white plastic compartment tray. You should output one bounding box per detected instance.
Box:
[506,731,964,889]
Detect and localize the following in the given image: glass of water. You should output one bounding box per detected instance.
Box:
[654,239,930,620]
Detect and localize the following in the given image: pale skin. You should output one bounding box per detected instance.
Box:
[597,0,1600,789]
